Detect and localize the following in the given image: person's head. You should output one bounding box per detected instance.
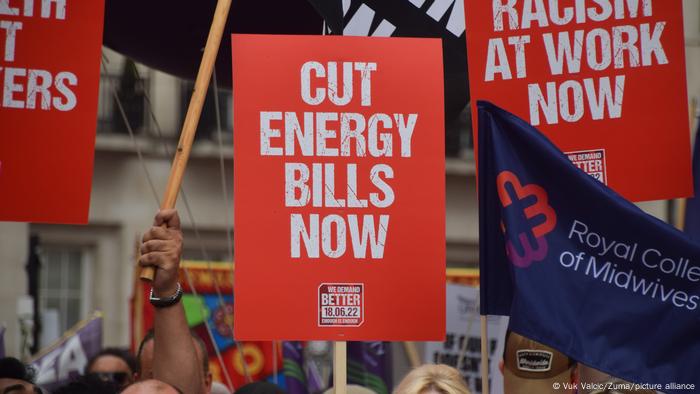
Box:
[53,374,120,394]
[136,329,212,392]
[500,331,577,394]
[122,379,183,394]
[236,382,286,394]
[0,357,41,394]
[394,364,470,394]
[85,347,138,388]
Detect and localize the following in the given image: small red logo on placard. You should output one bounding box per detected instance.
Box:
[318,283,364,327]
[566,149,607,184]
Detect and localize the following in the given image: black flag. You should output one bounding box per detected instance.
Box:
[307,0,470,154]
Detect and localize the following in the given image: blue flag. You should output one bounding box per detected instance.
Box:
[684,117,700,241]
[478,101,700,393]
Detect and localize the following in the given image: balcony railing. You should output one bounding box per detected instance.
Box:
[97,73,149,134]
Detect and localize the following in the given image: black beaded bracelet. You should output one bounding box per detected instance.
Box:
[149,283,183,308]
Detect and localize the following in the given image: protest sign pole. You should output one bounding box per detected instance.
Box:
[403,342,421,368]
[141,0,232,281]
[334,341,347,394]
[480,316,489,394]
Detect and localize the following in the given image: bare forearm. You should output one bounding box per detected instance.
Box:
[140,210,203,393]
[153,301,203,394]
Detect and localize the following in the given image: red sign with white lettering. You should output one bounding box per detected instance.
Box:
[465,0,691,202]
[233,34,446,340]
[0,1,104,223]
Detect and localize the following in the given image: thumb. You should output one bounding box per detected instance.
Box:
[154,209,181,229]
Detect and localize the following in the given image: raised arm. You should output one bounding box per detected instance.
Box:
[139,209,203,394]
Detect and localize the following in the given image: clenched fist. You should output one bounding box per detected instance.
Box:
[139,209,183,296]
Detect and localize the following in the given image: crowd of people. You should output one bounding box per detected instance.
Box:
[0,210,655,394]
[0,210,215,394]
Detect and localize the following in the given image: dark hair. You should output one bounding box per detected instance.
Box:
[86,347,138,375]
[136,329,209,374]
[136,329,156,374]
[53,374,120,394]
[236,382,287,394]
[0,357,36,383]
[190,331,210,373]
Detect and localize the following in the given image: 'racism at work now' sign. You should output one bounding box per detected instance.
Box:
[465,0,691,202]
[232,34,446,340]
[0,0,104,223]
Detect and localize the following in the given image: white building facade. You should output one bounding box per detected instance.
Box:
[0,1,698,370]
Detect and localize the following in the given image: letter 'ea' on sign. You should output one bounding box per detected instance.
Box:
[232,34,446,341]
[0,0,105,223]
[464,0,692,202]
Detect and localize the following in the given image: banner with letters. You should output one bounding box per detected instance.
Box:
[464,0,691,202]
[478,101,700,393]
[0,0,104,223]
[30,312,102,392]
[232,34,446,340]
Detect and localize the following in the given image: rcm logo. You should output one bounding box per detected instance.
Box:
[497,171,556,268]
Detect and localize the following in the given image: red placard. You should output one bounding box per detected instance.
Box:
[465,0,691,202]
[0,1,104,223]
[232,34,445,341]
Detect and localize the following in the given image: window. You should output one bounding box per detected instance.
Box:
[97,73,117,130]
[97,53,149,134]
[181,228,232,263]
[39,246,92,333]
[180,81,233,141]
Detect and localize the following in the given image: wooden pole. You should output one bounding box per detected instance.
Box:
[141,0,233,281]
[272,341,278,384]
[480,316,490,394]
[456,305,479,371]
[334,341,347,394]
[403,342,421,368]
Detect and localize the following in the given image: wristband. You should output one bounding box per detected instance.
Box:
[149,283,183,308]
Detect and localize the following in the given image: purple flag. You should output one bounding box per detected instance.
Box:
[30,313,102,391]
[347,342,392,394]
[283,341,309,394]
